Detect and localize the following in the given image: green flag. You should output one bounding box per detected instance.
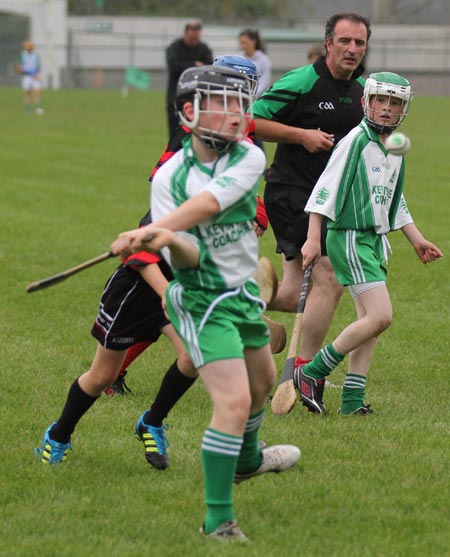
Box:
[125,66,150,90]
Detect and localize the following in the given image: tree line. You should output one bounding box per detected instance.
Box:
[68,0,291,22]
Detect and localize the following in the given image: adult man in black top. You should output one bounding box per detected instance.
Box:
[165,20,213,137]
[252,13,371,388]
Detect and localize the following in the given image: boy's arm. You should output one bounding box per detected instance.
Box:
[254,119,334,153]
[112,191,219,257]
[136,227,200,268]
[401,223,444,263]
[301,212,323,270]
[137,263,170,299]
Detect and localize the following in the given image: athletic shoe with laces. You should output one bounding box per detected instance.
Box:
[234,444,301,484]
[200,520,248,541]
[104,370,132,396]
[34,422,72,464]
[339,404,374,416]
[294,364,326,414]
[135,412,169,470]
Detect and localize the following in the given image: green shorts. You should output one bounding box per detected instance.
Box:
[326,229,387,286]
[165,279,270,368]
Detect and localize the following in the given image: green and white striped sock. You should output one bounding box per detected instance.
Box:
[303,343,344,379]
[341,373,366,414]
[236,410,264,474]
[201,428,242,534]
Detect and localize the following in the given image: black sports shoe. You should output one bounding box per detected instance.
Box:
[339,404,374,416]
[294,365,326,414]
[104,371,132,396]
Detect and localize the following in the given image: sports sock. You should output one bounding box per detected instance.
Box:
[201,428,242,534]
[51,378,99,443]
[144,361,197,427]
[303,343,344,379]
[340,373,366,414]
[119,341,151,374]
[236,410,264,474]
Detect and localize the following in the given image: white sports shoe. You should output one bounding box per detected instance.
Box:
[35,107,45,115]
[200,520,248,542]
[234,444,301,484]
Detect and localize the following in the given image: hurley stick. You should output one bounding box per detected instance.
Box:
[26,252,115,293]
[271,263,312,415]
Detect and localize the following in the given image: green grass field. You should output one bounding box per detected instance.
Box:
[1,87,449,557]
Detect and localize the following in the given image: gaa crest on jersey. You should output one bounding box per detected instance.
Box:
[315,187,329,205]
[319,101,335,110]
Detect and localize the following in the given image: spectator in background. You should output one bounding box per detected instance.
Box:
[238,29,272,97]
[307,43,326,63]
[17,41,44,115]
[165,20,213,137]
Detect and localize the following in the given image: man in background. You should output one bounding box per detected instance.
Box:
[165,20,213,137]
[252,13,371,400]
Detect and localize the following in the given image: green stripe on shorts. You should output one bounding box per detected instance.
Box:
[326,229,387,286]
[165,279,270,368]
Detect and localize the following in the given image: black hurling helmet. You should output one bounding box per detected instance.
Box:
[175,65,253,152]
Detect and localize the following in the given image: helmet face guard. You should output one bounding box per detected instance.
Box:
[176,65,253,152]
[363,72,413,134]
[213,55,259,94]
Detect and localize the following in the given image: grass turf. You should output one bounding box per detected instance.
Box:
[0,87,449,557]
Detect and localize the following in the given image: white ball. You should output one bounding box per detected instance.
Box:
[385,132,411,156]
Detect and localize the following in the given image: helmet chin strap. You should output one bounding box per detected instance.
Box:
[366,119,398,135]
[196,131,233,153]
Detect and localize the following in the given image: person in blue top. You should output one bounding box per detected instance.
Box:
[18,41,44,115]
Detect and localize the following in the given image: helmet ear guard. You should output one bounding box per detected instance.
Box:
[178,93,201,130]
[363,71,413,134]
[175,65,253,152]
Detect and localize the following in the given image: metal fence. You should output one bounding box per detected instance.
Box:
[2,27,450,95]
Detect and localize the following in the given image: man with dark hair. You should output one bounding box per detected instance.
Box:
[252,13,371,413]
[165,20,213,137]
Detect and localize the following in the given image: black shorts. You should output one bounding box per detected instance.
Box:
[91,265,170,350]
[264,183,328,260]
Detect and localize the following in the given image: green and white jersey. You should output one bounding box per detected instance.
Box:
[305,120,413,234]
[151,136,266,290]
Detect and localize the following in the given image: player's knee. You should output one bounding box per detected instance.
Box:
[371,313,392,335]
[312,264,344,300]
[178,352,196,376]
[251,363,276,400]
[229,392,252,422]
[85,368,119,390]
[379,314,392,333]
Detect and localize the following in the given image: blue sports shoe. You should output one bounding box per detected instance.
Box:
[35,422,72,464]
[135,412,169,470]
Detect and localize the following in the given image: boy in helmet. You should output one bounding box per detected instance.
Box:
[34,57,277,473]
[111,65,300,540]
[296,72,443,415]
[107,54,276,393]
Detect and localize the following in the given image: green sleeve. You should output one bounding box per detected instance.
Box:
[252,65,318,121]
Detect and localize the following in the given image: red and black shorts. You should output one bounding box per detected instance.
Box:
[91,265,170,350]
